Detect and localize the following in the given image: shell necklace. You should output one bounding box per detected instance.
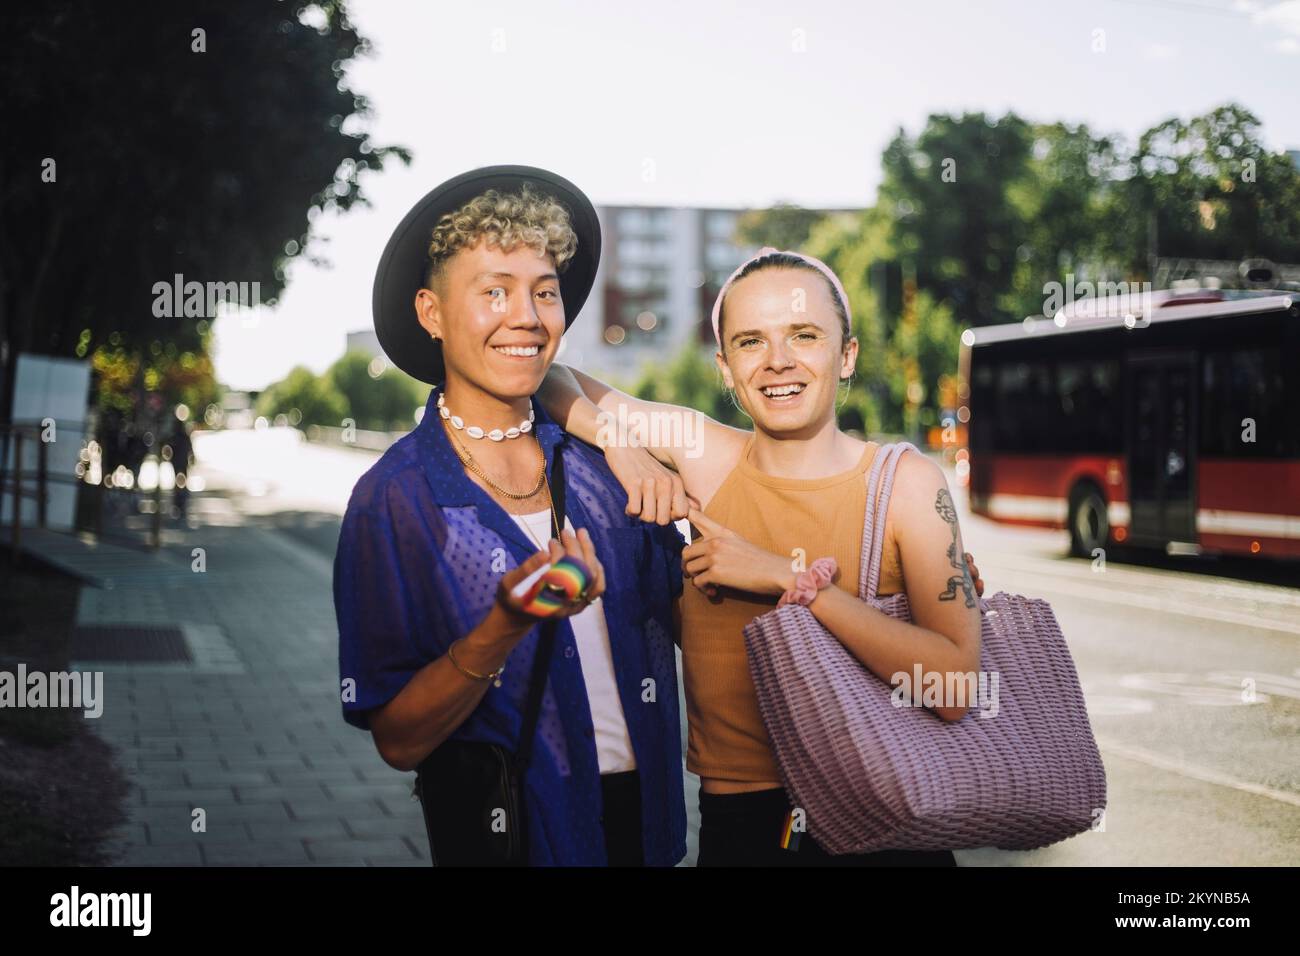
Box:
[438,392,534,441]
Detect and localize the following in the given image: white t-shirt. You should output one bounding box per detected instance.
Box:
[509,511,637,775]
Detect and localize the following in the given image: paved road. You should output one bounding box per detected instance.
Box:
[93,427,1299,865]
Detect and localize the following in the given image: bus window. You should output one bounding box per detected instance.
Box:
[995,360,1053,452]
[969,363,995,452]
[1056,359,1121,453]
[1200,348,1291,458]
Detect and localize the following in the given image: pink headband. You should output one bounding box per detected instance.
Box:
[709,246,852,348]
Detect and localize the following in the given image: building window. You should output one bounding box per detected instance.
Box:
[617,209,649,233]
[704,212,737,239]
[614,266,667,292]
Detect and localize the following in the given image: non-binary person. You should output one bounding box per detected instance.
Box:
[539,247,986,866]
[334,166,687,866]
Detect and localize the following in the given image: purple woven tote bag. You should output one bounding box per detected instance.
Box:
[743,441,1107,854]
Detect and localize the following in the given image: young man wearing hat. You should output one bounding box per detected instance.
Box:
[334,166,687,866]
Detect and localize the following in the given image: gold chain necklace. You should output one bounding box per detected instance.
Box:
[445,418,545,499]
[444,420,562,542]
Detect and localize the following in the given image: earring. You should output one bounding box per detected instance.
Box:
[429,332,439,341]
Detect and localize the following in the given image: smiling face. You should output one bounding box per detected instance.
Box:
[715,267,857,438]
[416,238,566,402]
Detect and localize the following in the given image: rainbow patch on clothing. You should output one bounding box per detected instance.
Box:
[779,808,803,851]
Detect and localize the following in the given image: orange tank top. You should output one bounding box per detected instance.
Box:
[680,438,905,782]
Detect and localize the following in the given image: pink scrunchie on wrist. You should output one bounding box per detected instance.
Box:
[777,557,838,607]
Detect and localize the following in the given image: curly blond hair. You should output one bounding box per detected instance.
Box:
[425,183,579,290]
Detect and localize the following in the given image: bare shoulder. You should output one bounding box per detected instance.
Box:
[888,446,981,627]
[677,419,751,508]
[703,418,751,457]
[888,448,955,544]
[896,446,948,496]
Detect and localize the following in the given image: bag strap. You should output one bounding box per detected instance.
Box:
[857,441,918,601]
[857,442,891,600]
[512,444,566,775]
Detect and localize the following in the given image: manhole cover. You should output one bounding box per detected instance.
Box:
[70,625,191,663]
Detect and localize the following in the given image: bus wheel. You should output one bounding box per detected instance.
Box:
[1069,484,1109,558]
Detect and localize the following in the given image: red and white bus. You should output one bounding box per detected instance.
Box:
[959,289,1299,560]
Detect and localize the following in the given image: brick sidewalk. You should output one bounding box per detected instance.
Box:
[82,518,427,866]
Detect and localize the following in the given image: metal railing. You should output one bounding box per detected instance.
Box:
[0,418,171,560]
[0,421,52,562]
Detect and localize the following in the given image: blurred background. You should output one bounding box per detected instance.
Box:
[1,1,1297,868]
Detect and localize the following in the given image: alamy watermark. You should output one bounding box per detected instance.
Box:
[890,665,1000,718]
[1042,275,1153,326]
[0,665,103,718]
[152,272,262,318]
[595,403,705,460]
[50,886,150,935]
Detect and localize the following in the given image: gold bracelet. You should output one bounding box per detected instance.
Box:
[447,638,505,687]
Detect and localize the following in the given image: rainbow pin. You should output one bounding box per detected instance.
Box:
[511,556,592,618]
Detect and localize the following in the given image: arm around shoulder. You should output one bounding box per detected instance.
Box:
[541,363,746,476]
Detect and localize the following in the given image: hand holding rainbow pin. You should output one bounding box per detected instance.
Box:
[510,555,593,617]
[495,526,607,624]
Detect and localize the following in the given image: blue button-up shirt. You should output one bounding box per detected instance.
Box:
[334,386,687,866]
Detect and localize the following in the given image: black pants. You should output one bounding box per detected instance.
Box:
[697,787,957,867]
[599,770,645,866]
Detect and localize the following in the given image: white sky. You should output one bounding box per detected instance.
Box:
[213,0,1300,390]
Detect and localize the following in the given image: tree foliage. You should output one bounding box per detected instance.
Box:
[735,203,828,252]
[630,343,750,430]
[326,351,428,431]
[0,1,411,423]
[691,103,1300,438]
[255,351,428,432]
[1115,103,1300,273]
[254,365,347,430]
[877,103,1300,329]
[880,112,1033,327]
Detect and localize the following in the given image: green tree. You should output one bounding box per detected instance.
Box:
[627,105,1300,446]
[630,344,749,429]
[1003,122,1128,321]
[90,334,222,420]
[805,208,895,435]
[879,112,1033,326]
[885,289,961,438]
[1115,103,1300,275]
[327,350,428,431]
[735,203,829,252]
[0,1,411,424]
[255,366,346,429]
[823,104,1300,440]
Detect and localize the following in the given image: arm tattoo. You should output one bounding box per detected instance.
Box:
[935,488,976,608]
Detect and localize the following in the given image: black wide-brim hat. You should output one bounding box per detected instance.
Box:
[372,164,602,385]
